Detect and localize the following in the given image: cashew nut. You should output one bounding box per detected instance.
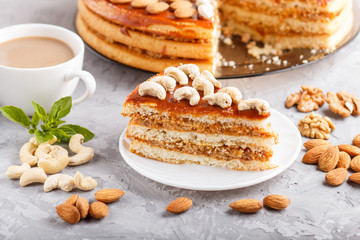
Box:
[35,143,51,159]
[37,145,69,174]
[74,171,97,191]
[174,87,200,106]
[218,87,243,104]
[198,4,214,20]
[43,174,75,192]
[68,134,95,166]
[164,67,188,85]
[202,92,232,108]
[19,167,47,187]
[6,163,31,179]
[192,77,214,96]
[19,142,38,166]
[138,81,166,100]
[238,98,270,115]
[200,70,221,88]
[177,64,200,80]
[46,136,57,145]
[29,137,40,147]
[149,76,176,91]
[69,134,85,153]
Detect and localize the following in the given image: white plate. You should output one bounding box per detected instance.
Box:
[119,109,302,191]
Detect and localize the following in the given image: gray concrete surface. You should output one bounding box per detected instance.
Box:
[1,1,360,239]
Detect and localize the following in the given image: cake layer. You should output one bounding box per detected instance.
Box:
[130,140,278,171]
[224,11,353,50]
[78,0,217,60]
[133,137,272,161]
[129,116,276,138]
[221,0,352,35]
[122,103,278,140]
[223,0,348,20]
[123,78,271,120]
[76,15,214,72]
[126,123,275,151]
[82,0,215,39]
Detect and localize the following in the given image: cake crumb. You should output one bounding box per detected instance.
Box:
[302,60,309,64]
[265,67,270,71]
[228,60,236,68]
[223,37,233,45]
[241,33,251,43]
[283,60,288,66]
[247,43,282,59]
[248,64,254,70]
[299,55,304,60]
[311,49,317,54]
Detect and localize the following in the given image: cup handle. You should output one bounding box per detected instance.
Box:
[65,70,96,105]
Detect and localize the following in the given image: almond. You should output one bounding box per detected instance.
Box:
[337,151,351,169]
[174,7,196,18]
[146,2,169,14]
[318,145,339,172]
[338,144,360,157]
[353,134,360,147]
[166,197,193,213]
[303,139,331,150]
[110,0,132,3]
[131,0,158,8]
[263,195,290,210]
[95,188,125,203]
[302,145,328,164]
[350,155,360,172]
[348,172,360,184]
[89,201,109,219]
[325,168,348,186]
[56,204,81,224]
[170,0,193,10]
[76,197,89,219]
[229,199,263,213]
[64,194,79,206]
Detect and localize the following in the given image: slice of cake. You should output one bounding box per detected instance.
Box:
[121,64,279,171]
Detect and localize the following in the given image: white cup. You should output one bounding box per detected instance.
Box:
[0,24,96,115]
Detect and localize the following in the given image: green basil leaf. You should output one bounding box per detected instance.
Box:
[58,125,76,135]
[57,125,77,142]
[59,124,94,142]
[31,101,47,122]
[49,96,72,121]
[48,104,61,123]
[49,128,70,142]
[31,111,40,128]
[0,106,30,129]
[35,130,54,143]
[51,120,66,128]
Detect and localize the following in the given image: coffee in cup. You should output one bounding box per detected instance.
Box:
[0,24,96,115]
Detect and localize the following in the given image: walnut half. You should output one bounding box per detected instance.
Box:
[327,91,360,118]
[298,112,335,140]
[285,85,326,112]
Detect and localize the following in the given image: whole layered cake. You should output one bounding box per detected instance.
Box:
[76,0,353,74]
[122,64,279,171]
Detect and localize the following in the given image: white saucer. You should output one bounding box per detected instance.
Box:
[119,109,302,191]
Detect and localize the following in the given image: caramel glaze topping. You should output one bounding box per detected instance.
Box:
[84,0,214,30]
[125,74,270,120]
